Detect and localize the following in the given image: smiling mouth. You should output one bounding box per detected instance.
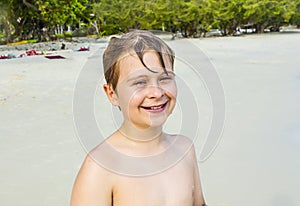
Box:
[140,101,168,112]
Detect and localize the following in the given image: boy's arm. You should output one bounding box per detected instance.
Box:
[70,155,113,206]
[192,147,207,206]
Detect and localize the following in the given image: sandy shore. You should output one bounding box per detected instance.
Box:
[1,33,300,206]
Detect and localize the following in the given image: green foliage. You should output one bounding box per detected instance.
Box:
[290,0,300,27]
[0,0,93,43]
[64,31,73,38]
[242,0,295,32]
[55,33,64,40]
[92,0,300,36]
[0,0,300,43]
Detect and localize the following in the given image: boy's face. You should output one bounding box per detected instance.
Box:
[105,51,177,129]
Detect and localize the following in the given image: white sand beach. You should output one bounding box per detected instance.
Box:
[0,33,299,206]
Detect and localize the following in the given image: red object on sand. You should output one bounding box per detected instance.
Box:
[18,53,26,58]
[0,55,8,59]
[78,46,89,51]
[26,50,38,56]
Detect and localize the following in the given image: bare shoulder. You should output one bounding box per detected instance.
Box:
[166,133,193,144]
[166,134,196,153]
[77,154,112,179]
[70,154,113,206]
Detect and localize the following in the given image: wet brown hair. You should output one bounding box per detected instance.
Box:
[103,30,175,90]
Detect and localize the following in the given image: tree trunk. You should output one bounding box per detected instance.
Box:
[255,23,268,33]
[220,24,228,36]
[2,16,12,43]
[255,24,261,33]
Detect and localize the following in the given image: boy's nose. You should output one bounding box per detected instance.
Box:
[146,85,164,99]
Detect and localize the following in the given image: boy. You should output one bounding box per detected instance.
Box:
[70,30,206,206]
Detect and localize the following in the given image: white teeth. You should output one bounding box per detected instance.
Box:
[151,105,162,110]
[142,103,167,110]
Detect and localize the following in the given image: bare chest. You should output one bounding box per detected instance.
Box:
[112,160,194,206]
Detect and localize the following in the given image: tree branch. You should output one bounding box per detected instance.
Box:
[22,0,38,11]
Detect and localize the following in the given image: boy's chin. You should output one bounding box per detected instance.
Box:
[132,119,166,131]
[144,119,168,129]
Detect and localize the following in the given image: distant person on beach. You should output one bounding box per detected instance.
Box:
[70,30,207,206]
[61,43,66,50]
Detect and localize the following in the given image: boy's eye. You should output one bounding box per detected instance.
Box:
[160,75,174,82]
[133,80,147,86]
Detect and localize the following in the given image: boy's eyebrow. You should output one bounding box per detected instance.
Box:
[164,71,176,76]
[127,74,148,82]
[126,70,176,82]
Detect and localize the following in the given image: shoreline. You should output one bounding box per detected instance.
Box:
[1,29,300,55]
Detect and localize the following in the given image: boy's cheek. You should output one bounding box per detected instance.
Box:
[119,92,144,108]
[163,84,177,97]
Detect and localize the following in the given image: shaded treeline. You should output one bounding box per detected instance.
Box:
[0,0,300,43]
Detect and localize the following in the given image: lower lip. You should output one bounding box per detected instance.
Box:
[141,102,168,114]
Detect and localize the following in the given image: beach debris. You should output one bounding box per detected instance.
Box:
[45,55,65,59]
[17,49,46,58]
[18,49,38,57]
[26,49,38,56]
[77,45,89,51]
[0,54,16,59]
[1,43,91,60]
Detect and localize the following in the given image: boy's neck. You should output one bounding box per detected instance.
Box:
[118,122,163,143]
[109,123,171,156]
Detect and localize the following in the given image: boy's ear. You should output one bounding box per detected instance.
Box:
[103,84,119,106]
